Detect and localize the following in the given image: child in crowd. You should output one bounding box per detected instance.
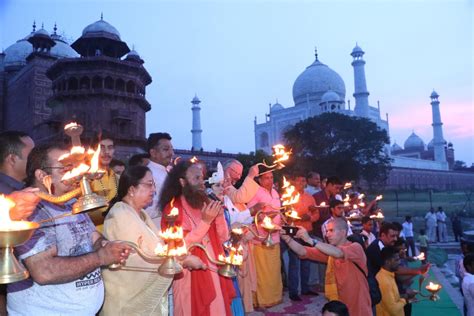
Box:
[418,229,429,264]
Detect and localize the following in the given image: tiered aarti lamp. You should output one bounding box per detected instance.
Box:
[256,144,291,176]
[35,122,108,215]
[418,278,442,301]
[280,177,301,236]
[0,195,40,284]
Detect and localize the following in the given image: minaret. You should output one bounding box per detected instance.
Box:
[430,90,446,162]
[191,94,202,151]
[351,44,370,118]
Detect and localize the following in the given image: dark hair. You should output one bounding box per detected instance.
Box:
[158,159,193,210]
[128,153,150,167]
[348,234,366,249]
[322,300,349,316]
[391,221,403,232]
[91,131,114,148]
[290,170,307,179]
[362,216,372,224]
[380,222,396,236]
[306,171,320,180]
[25,144,66,186]
[0,131,30,165]
[116,166,150,201]
[381,246,399,264]
[329,199,344,209]
[147,132,172,153]
[405,215,412,221]
[394,237,406,248]
[464,253,474,271]
[110,159,125,168]
[326,176,342,186]
[420,229,426,235]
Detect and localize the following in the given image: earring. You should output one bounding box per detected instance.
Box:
[130,193,134,197]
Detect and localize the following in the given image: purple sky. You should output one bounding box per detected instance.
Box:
[1,0,472,164]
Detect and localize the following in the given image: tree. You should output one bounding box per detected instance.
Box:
[235,150,273,187]
[283,112,391,189]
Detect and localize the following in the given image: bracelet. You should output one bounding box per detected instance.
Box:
[312,239,318,247]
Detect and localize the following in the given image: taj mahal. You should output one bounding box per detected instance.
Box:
[253,46,454,171]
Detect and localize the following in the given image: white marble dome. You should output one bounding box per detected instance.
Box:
[391,142,403,152]
[321,89,341,103]
[270,102,285,112]
[293,54,346,106]
[404,132,425,149]
[82,19,121,40]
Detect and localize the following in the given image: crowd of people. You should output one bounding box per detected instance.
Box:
[0,130,472,316]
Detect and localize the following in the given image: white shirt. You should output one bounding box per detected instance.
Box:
[145,160,168,226]
[223,196,253,225]
[425,212,437,226]
[462,272,474,316]
[402,221,414,238]
[361,230,376,245]
[437,211,447,223]
[305,185,320,196]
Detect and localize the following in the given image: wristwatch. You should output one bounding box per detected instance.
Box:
[312,239,319,247]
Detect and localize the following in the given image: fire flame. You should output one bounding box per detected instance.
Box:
[370,211,384,219]
[62,163,90,181]
[168,244,187,256]
[218,245,244,265]
[169,207,179,217]
[262,216,275,230]
[64,122,79,130]
[190,156,198,163]
[358,193,365,200]
[281,177,300,206]
[232,228,243,235]
[272,144,291,164]
[159,226,184,240]
[426,282,441,291]
[285,209,301,220]
[416,252,425,261]
[88,146,102,174]
[319,202,327,207]
[155,243,168,256]
[343,182,352,190]
[376,195,383,201]
[0,195,15,229]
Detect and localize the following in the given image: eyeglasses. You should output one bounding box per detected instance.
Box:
[44,166,68,172]
[138,181,156,189]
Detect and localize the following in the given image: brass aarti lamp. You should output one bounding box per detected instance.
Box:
[256,144,291,176]
[187,243,243,278]
[35,122,108,221]
[0,195,40,284]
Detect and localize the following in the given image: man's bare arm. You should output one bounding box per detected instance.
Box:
[24,242,131,285]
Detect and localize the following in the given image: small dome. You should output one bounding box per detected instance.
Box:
[3,37,33,69]
[4,32,77,69]
[321,89,341,103]
[191,95,201,104]
[404,132,425,150]
[82,19,121,40]
[292,53,346,106]
[391,142,403,152]
[448,142,453,147]
[427,139,434,149]
[50,38,79,58]
[34,28,50,37]
[430,90,439,98]
[270,102,285,112]
[127,49,140,58]
[351,44,364,55]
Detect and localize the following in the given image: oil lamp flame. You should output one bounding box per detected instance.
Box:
[262,216,275,229]
[159,226,184,240]
[285,209,301,220]
[272,144,291,164]
[358,193,365,200]
[319,202,326,207]
[0,195,15,229]
[343,182,352,190]
[232,228,243,235]
[415,252,425,261]
[169,207,179,217]
[62,163,90,181]
[376,195,383,201]
[190,156,198,163]
[426,282,441,291]
[64,122,80,130]
[88,146,101,173]
[370,211,384,219]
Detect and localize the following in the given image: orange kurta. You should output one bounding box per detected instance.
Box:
[301,242,372,316]
[293,191,317,232]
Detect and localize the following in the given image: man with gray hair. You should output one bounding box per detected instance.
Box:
[282,218,372,316]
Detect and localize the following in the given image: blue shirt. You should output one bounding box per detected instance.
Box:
[0,172,24,194]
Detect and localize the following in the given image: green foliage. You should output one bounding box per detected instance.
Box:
[283,112,391,188]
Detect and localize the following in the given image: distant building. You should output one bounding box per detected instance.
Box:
[0,18,152,156]
[254,46,454,172]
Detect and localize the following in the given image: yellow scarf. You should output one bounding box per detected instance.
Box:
[324,256,339,301]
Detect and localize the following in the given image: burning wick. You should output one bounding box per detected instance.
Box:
[370,212,384,219]
[358,193,365,200]
[190,156,198,163]
[319,202,327,207]
[415,252,425,261]
[426,282,441,291]
[262,216,275,230]
[343,182,352,190]
[285,210,301,220]
[232,228,243,235]
[376,195,383,201]
[169,207,179,217]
